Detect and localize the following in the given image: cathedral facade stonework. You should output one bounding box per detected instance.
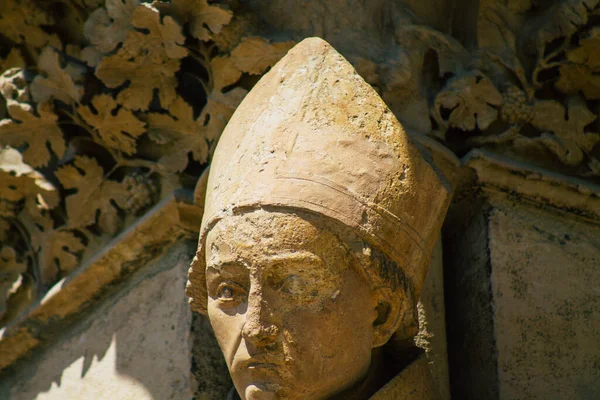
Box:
[0,1,599,399]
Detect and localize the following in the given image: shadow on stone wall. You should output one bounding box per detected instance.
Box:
[0,240,230,400]
[191,313,232,399]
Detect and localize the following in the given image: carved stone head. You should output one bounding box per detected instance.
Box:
[187,38,451,399]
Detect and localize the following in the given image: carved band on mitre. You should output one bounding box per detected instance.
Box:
[187,37,452,319]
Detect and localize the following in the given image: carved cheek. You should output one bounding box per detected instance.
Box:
[207,300,246,367]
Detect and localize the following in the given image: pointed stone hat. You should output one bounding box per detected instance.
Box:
[187,37,452,316]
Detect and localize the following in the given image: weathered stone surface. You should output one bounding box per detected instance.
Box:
[0,191,201,371]
[189,37,452,318]
[444,151,600,399]
[191,313,232,399]
[416,240,450,400]
[187,38,453,399]
[1,241,196,400]
[1,1,599,398]
[489,202,600,400]
[370,354,441,400]
[443,195,499,400]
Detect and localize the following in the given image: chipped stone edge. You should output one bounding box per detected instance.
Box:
[463,149,600,221]
[0,189,202,371]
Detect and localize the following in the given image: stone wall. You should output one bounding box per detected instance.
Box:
[1,241,196,399]
[489,200,600,400]
[443,151,600,399]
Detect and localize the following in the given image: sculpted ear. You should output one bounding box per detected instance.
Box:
[371,288,406,348]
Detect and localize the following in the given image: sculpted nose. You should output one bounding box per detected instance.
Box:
[242,295,279,347]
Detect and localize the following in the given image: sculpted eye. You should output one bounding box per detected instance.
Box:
[214,282,246,306]
[279,275,303,294]
[277,275,318,301]
[218,286,234,299]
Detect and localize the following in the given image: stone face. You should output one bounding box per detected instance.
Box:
[187,38,453,399]
[489,202,600,400]
[2,242,196,400]
[188,36,452,322]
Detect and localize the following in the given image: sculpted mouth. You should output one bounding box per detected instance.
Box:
[237,357,284,371]
[247,362,278,369]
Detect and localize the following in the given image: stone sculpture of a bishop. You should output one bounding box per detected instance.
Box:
[186,37,452,399]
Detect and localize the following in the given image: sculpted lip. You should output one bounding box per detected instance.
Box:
[236,357,284,371]
[247,362,277,369]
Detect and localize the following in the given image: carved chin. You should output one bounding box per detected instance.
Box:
[231,365,287,399]
[244,383,280,400]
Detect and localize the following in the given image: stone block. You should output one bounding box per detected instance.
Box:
[489,203,600,400]
[445,194,600,400]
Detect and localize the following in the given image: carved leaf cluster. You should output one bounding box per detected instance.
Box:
[426,0,600,177]
[529,97,599,167]
[0,0,295,327]
[155,0,233,42]
[95,4,188,110]
[0,0,59,50]
[78,95,146,154]
[556,27,600,99]
[31,48,86,105]
[434,72,503,131]
[0,102,66,167]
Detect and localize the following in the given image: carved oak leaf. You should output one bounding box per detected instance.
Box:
[19,205,85,285]
[587,157,600,176]
[0,246,28,321]
[148,96,205,173]
[80,46,104,68]
[155,0,233,41]
[531,0,598,54]
[78,94,146,154]
[0,101,66,167]
[202,56,247,140]
[31,47,86,105]
[148,57,246,173]
[230,37,296,75]
[530,96,599,166]
[556,27,600,100]
[0,48,26,73]
[0,0,55,49]
[478,3,518,58]
[0,147,58,217]
[434,71,503,131]
[211,55,243,93]
[95,4,188,110]
[56,156,126,233]
[84,0,140,53]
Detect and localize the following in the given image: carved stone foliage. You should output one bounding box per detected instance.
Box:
[449,0,600,178]
[0,0,293,326]
[1,0,599,328]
